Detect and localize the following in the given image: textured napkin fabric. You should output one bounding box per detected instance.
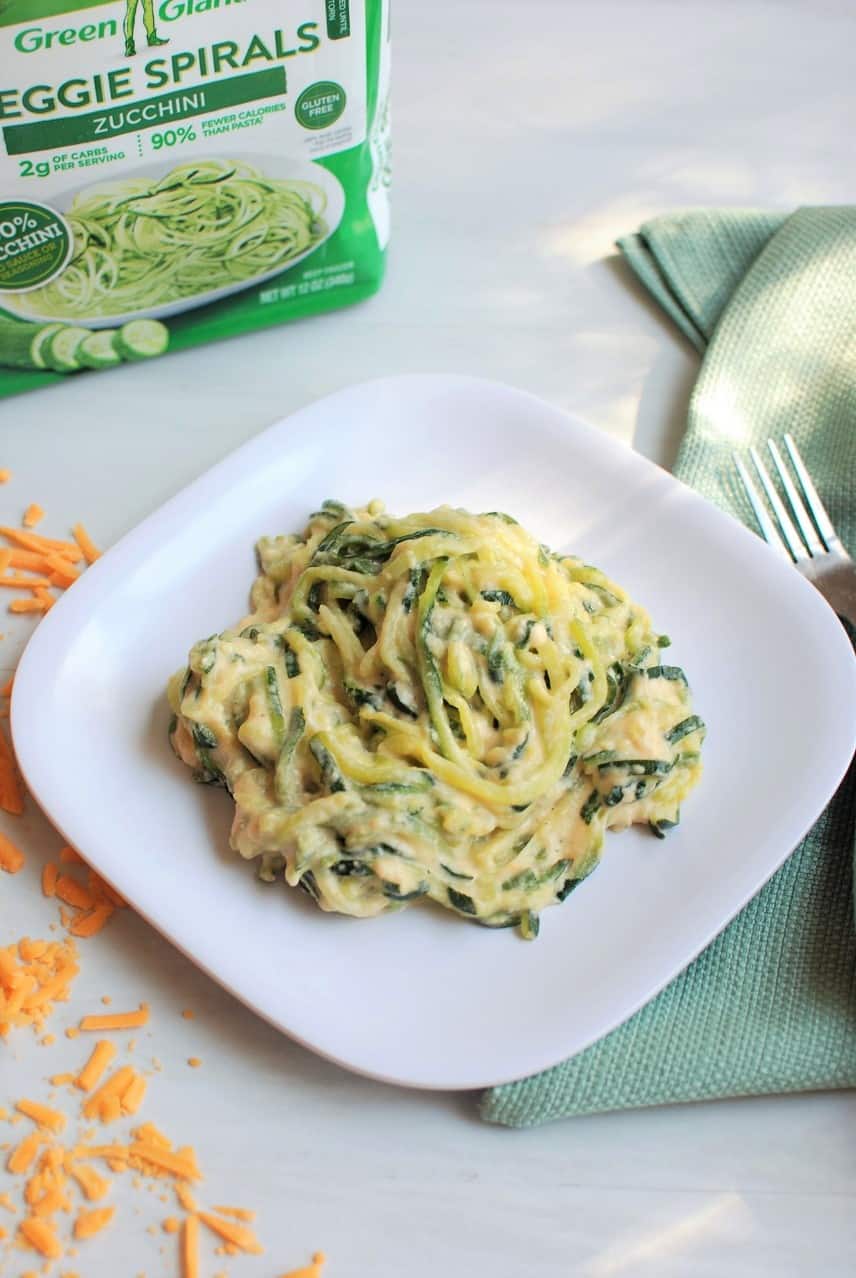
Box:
[481,207,856,1127]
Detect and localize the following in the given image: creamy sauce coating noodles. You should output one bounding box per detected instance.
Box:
[169,500,704,938]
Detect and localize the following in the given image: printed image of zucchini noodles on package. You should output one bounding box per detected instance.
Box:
[0,156,336,377]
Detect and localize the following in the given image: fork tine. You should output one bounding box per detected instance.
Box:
[733,453,790,559]
[749,446,808,561]
[783,434,846,556]
[767,440,825,556]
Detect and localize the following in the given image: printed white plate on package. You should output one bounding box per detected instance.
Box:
[2,153,345,330]
[12,376,856,1090]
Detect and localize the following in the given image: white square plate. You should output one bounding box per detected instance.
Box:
[12,376,856,1089]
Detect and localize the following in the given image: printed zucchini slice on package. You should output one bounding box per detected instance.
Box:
[0,0,390,396]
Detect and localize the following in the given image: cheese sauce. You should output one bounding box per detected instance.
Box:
[168,501,704,938]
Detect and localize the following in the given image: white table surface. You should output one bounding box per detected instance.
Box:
[2,2,856,1274]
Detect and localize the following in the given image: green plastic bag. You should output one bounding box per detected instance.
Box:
[0,0,390,395]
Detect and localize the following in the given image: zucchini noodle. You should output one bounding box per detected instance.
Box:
[168,501,705,939]
[11,159,328,321]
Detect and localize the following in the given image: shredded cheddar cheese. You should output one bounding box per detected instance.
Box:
[1,900,323,1275]
[19,1214,63,1258]
[74,1206,115,1239]
[71,523,101,564]
[0,730,23,816]
[7,1132,45,1175]
[0,521,96,629]
[46,555,80,587]
[100,1094,121,1124]
[29,1180,71,1219]
[18,939,46,961]
[73,1142,128,1165]
[7,549,53,572]
[121,1075,147,1116]
[1,937,79,1038]
[69,902,115,938]
[198,1210,263,1254]
[212,1205,255,1222]
[67,1162,111,1203]
[175,1182,197,1213]
[82,1066,136,1122]
[134,1123,171,1150]
[130,1142,201,1182]
[22,505,46,529]
[15,1100,66,1133]
[55,876,97,911]
[0,574,52,588]
[79,1004,150,1032]
[89,874,127,910]
[0,526,80,557]
[0,831,24,874]
[36,855,127,938]
[181,1213,200,1278]
[75,1041,117,1093]
[8,597,51,614]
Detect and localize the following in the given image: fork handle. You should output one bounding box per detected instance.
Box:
[811,558,856,628]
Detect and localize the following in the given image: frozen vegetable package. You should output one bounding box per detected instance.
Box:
[0,0,390,396]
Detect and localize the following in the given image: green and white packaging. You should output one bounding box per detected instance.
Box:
[0,0,390,397]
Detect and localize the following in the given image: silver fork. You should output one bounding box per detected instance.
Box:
[734,434,856,627]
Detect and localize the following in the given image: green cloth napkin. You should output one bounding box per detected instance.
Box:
[481,207,856,1127]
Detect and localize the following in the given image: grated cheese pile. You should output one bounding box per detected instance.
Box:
[0,519,99,619]
[0,937,79,1038]
[0,484,102,876]
[3,1047,266,1272]
[1,945,326,1277]
[0,477,327,1276]
[40,847,129,939]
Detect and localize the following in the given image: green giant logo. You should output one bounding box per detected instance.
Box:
[123,0,169,57]
[11,1,251,55]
